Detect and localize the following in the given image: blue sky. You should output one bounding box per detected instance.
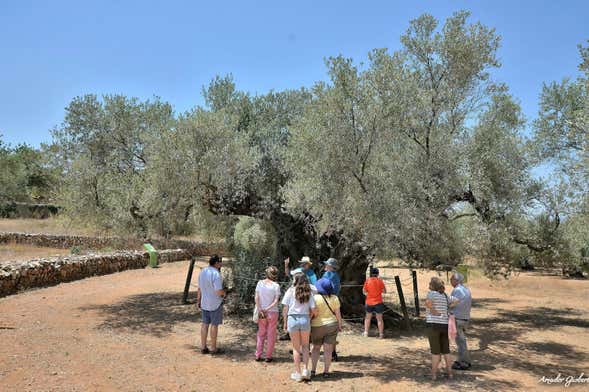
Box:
[0,0,588,147]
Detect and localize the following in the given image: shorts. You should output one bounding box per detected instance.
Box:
[311,322,339,345]
[202,306,223,326]
[287,314,311,332]
[365,303,385,314]
[427,323,449,355]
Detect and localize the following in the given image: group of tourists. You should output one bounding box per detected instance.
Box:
[196,254,472,382]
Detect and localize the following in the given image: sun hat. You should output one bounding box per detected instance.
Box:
[323,258,338,269]
[316,278,334,295]
[290,267,304,276]
[299,256,312,265]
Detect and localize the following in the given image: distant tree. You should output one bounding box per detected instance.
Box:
[52,95,176,236]
[531,41,589,271]
[0,135,58,204]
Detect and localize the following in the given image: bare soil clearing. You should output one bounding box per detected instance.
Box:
[1,259,588,391]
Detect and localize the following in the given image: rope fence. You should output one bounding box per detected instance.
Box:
[182,257,422,326]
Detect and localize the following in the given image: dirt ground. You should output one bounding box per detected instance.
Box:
[1,259,588,391]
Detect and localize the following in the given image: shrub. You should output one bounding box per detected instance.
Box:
[226,217,278,313]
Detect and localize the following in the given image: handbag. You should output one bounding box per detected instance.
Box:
[252,304,259,323]
[444,293,457,342]
[320,294,337,317]
[448,314,457,342]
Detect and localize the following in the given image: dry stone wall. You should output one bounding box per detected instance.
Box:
[0,249,192,297]
[0,232,227,297]
[0,232,226,255]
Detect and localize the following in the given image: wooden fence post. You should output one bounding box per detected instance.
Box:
[394,275,411,330]
[412,270,420,317]
[182,256,196,304]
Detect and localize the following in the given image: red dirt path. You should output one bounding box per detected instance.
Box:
[1,259,588,391]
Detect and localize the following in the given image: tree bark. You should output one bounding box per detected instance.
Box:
[202,187,376,317]
[316,228,371,315]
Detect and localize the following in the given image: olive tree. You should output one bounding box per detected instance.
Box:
[531,41,589,272]
[285,11,544,282]
[52,94,176,236]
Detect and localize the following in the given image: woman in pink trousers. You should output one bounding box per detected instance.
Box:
[254,266,281,362]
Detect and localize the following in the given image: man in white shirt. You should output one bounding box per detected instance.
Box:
[197,255,225,354]
[450,272,472,370]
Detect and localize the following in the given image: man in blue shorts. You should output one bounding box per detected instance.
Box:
[197,255,225,354]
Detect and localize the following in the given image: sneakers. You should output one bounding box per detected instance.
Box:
[361,331,369,337]
[302,369,311,380]
[290,372,302,382]
[452,361,471,370]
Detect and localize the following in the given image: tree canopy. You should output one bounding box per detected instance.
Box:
[15,11,586,280]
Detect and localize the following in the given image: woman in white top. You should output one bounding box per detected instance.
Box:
[282,272,317,382]
[254,266,281,362]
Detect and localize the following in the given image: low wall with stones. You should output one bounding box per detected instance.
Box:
[0,249,192,297]
[0,232,226,255]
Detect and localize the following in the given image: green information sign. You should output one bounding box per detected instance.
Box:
[143,243,158,268]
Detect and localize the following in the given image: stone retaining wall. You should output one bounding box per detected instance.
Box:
[0,249,192,297]
[0,232,226,255]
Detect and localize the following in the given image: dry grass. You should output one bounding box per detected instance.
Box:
[0,242,70,262]
[0,218,107,236]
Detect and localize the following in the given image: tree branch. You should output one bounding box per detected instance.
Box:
[449,212,478,221]
[351,170,368,194]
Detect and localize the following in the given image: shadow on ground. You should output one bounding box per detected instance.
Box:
[79,292,589,390]
[80,291,197,337]
[469,303,589,381]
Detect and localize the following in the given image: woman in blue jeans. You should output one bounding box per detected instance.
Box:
[282,272,317,382]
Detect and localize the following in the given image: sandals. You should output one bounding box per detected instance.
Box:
[210,348,225,355]
[201,347,210,354]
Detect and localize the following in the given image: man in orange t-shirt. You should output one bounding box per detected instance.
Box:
[362,267,386,338]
